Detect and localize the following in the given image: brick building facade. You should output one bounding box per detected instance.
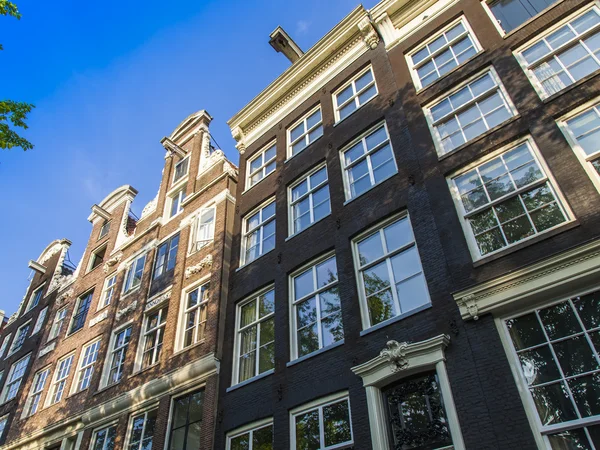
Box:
[2,0,600,449]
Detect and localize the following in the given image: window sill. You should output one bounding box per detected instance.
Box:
[472,220,579,267]
[343,172,397,206]
[286,213,331,242]
[236,249,276,273]
[287,340,345,367]
[414,50,485,96]
[242,170,276,196]
[284,135,324,164]
[226,369,274,393]
[171,340,206,357]
[333,94,378,127]
[360,303,432,337]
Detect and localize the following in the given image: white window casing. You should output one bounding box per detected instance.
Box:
[288,163,331,236]
[333,66,378,122]
[241,198,276,266]
[287,106,324,158]
[246,141,277,190]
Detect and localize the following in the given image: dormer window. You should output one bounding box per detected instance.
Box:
[173,155,190,184]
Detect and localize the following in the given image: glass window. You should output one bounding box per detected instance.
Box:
[291,255,343,359]
[99,220,111,239]
[168,389,204,450]
[182,283,210,349]
[291,395,354,450]
[334,67,378,121]
[128,409,158,450]
[228,422,273,450]
[289,165,331,235]
[450,139,569,258]
[141,307,168,368]
[235,289,275,384]
[101,275,117,309]
[49,354,73,405]
[124,254,146,293]
[26,367,50,416]
[32,307,48,335]
[562,102,600,186]
[173,155,190,184]
[107,327,132,385]
[383,372,454,449]
[1,354,30,402]
[354,215,430,328]
[153,234,180,279]
[192,207,215,253]
[425,69,515,154]
[517,6,600,98]
[409,18,481,88]
[170,188,186,218]
[92,425,117,450]
[247,142,276,189]
[0,334,11,358]
[288,107,324,157]
[74,340,101,392]
[342,123,397,199]
[9,322,31,355]
[242,200,276,265]
[26,285,44,312]
[488,0,560,34]
[69,291,93,334]
[48,308,67,341]
[505,291,600,447]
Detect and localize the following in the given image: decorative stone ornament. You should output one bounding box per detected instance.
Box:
[103,252,123,274]
[185,255,213,279]
[358,17,380,50]
[380,340,410,372]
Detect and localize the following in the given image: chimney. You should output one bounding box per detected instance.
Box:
[269,26,304,63]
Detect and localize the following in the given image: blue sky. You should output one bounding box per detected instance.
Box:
[0,0,377,315]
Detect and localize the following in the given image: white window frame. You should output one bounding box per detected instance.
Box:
[232,286,275,386]
[480,0,564,36]
[31,306,48,335]
[25,283,45,313]
[290,392,354,450]
[447,136,573,261]
[99,273,117,310]
[340,121,398,201]
[8,320,31,356]
[496,289,600,450]
[514,3,600,100]
[125,407,159,450]
[288,163,331,237]
[226,417,273,450]
[407,16,483,91]
[286,105,324,159]
[47,307,67,342]
[289,252,343,361]
[68,290,94,335]
[240,198,276,267]
[423,66,518,156]
[71,338,101,394]
[90,423,118,450]
[176,278,210,352]
[0,353,31,403]
[46,352,74,406]
[173,154,190,185]
[135,305,168,371]
[246,141,277,190]
[557,96,600,193]
[122,253,147,295]
[332,66,378,123]
[189,206,216,254]
[23,366,50,417]
[0,334,11,359]
[351,213,431,331]
[100,323,132,388]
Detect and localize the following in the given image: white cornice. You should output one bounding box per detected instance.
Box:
[453,239,600,321]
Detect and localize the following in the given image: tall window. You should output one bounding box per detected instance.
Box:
[48,354,73,405]
[106,327,132,385]
[100,275,117,309]
[74,339,101,392]
[408,17,481,89]
[99,220,111,239]
[48,308,67,341]
[181,283,210,349]
[173,155,190,184]
[9,321,31,355]
[353,215,431,329]
[333,66,378,122]
[26,367,50,416]
[383,372,454,449]
[235,288,275,384]
[32,306,48,335]
[291,255,343,360]
[485,0,560,34]
[228,421,273,450]
[241,200,276,265]
[516,6,600,99]
[92,425,117,450]
[169,389,204,450]
[191,207,215,253]
[1,354,30,402]
[449,138,569,258]
[341,122,397,199]
[123,254,146,293]
[0,334,11,358]
[246,142,276,189]
[289,164,331,235]
[425,69,516,155]
[128,409,158,450]
[504,291,600,447]
[291,394,354,450]
[170,188,186,218]
[287,107,323,157]
[153,234,180,279]
[26,284,44,312]
[69,291,93,334]
[141,307,167,369]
